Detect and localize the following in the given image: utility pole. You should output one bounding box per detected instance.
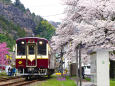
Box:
[76,47,79,86]
[76,43,82,86]
[60,45,64,76]
[79,44,82,86]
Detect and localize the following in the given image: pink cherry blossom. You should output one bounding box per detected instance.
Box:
[0,42,9,69]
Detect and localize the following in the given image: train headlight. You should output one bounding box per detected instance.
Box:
[39,41,43,45]
[21,41,25,44]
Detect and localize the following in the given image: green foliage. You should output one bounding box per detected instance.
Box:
[0,34,15,50]
[35,20,56,40]
[0,16,25,38]
[16,25,26,38]
[0,16,26,50]
[31,13,43,25]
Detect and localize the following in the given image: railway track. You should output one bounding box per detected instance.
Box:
[0,76,21,82]
[0,76,47,86]
[0,79,39,86]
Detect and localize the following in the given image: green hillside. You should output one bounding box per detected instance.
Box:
[0,0,56,50]
[0,15,25,50]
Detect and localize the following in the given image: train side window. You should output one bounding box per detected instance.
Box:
[17,40,26,55]
[38,41,47,55]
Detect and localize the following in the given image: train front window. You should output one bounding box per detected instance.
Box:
[17,40,26,55]
[38,41,47,55]
[29,45,35,55]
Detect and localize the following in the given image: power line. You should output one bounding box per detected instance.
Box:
[42,13,65,17]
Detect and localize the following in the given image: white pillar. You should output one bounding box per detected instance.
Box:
[90,49,110,86]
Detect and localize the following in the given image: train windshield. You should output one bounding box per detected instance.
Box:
[29,45,35,55]
[17,40,26,55]
[38,41,47,55]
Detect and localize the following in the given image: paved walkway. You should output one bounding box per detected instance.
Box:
[71,77,94,86]
[75,81,94,86]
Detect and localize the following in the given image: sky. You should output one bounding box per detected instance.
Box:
[12,0,66,22]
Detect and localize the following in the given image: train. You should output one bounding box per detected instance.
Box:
[15,37,55,79]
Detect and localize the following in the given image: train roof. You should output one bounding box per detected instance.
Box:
[16,37,48,43]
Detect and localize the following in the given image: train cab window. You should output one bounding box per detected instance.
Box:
[17,40,26,55]
[29,45,35,55]
[38,41,47,55]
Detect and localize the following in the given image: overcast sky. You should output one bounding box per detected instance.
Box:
[12,0,65,22]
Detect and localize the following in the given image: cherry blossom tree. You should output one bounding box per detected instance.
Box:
[0,42,9,70]
[51,0,115,64]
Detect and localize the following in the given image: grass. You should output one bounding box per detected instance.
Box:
[0,71,14,78]
[0,71,7,76]
[0,71,10,78]
[110,79,115,86]
[84,77,115,86]
[36,75,76,86]
[85,77,91,81]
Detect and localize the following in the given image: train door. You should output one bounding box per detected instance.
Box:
[26,43,37,67]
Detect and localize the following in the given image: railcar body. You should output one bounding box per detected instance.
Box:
[15,37,55,78]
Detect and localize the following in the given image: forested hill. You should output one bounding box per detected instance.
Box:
[0,0,56,50]
[49,21,60,28]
